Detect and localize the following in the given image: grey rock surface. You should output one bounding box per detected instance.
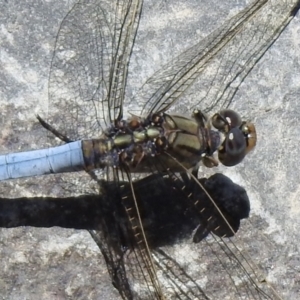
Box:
[0,0,300,299]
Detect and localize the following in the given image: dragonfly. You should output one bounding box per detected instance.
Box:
[0,0,299,299]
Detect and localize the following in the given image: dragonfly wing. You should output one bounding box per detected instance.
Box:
[89,169,169,299]
[132,0,299,117]
[93,171,279,299]
[48,0,143,140]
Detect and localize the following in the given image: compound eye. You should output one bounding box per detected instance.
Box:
[218,127,247,166]
[212,109,242,131]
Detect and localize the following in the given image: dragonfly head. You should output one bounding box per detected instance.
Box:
[212,109,257,166]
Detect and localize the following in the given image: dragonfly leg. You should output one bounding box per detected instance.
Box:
[36,115,73,143]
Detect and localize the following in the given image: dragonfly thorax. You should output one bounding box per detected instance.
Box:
[81,111,223,173]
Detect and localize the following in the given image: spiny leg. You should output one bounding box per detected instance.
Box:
[36,114,73,143]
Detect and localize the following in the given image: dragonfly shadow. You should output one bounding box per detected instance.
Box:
[0,173,250,248]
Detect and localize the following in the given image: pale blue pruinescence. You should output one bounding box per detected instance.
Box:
[0,141,85,180]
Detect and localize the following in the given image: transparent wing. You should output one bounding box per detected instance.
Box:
[48,0,142,140]
[89,170,167,299]
[89,172,280,299]
[132,0,299,117]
